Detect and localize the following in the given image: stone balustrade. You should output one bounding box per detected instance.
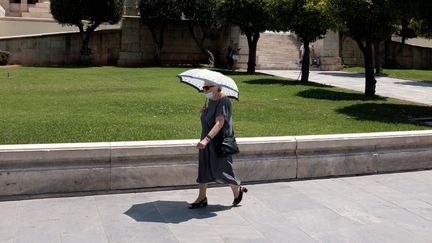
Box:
[1,130,432,198]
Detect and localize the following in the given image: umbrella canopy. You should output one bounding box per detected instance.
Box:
[177,69,239,100]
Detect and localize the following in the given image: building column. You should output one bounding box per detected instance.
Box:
[319,31,342,71]
[19,0,28,13]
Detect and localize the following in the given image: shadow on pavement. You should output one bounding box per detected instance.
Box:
[394,81,432,87]
[124,200,232,224]
[317,72,365,78]
[297,89,387,101]
[337,103,432,125]
[244,78,330,87]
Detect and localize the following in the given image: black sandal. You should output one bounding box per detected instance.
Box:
[233,186,248,206]
[188,197,208,209]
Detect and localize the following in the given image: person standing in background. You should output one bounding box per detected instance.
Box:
[225,40,234,70]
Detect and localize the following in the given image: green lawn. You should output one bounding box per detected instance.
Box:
[344,67,432,82]
[1,66,431,145]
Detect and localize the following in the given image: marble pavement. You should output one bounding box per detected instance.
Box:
[1,170,432,243]
[259,70,432,106]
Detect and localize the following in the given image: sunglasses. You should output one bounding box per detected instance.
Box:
[202,85,215,91]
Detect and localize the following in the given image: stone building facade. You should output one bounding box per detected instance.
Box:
[119,0,341,70]
[1,0,430,69]
[0,0,51,18]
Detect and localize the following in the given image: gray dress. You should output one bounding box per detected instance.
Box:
[197,96,241,185]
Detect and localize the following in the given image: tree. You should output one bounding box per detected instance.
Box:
[138,0,182,65]
[269,0,330,82]
[326,0,393,96]
[217,0,271,73]
[412,0,432,38]
[51,0,124,64]
[180,0,222,66]
[383,0,419,69]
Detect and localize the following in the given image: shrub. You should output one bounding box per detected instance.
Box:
[0,51,10,65]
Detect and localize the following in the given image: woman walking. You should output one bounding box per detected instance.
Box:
[189,82,247,209]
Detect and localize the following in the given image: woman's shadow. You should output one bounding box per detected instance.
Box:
[124,200,232,224]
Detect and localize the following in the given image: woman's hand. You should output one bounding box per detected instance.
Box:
[196,139,209,150]
[200,105,206,114]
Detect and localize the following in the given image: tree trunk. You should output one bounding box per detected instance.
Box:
[393,19,410,66]
[148,23,166,66]
[356,40,376,97]
[301,41,310,82]
[157,24,165,65]
[77,21,101,65]
[246,31,260,74]
[80,32,91,64]
[205,49,215,67]
[373,41,382,74]
[384,37,392,68]
[394,36,406,66]
[339,33,345,65]
[188,23,214,66]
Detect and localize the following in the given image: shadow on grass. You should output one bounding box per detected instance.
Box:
[337,103,432,125]
[244,78,330,87]
[18,64,206,69]
[214,69,265,76]
[19,64,97,68]
[297,89,387,101]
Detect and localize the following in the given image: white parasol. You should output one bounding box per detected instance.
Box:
[177,69,239,100]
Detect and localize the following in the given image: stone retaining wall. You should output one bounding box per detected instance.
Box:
[1,130,432,198]
[118,16,234,67]
[0,29,121,66]
[341,37,432,69]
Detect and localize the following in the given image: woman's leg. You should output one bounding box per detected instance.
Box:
[230,184,248,206]
[194,183,208,203]
[229,184,240,198]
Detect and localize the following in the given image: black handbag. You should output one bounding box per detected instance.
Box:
[219,135,240,156]
[216,129,240,157]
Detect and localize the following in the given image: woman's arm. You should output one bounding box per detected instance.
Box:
[197,114,225,149]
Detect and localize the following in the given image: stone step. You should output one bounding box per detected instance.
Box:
[258,53,299,58]
[257,65,300,70]
[35,2,51,8]
[21,12,53,18]
[258,57,299,63]
[7,12,22,17]
[256,32,301,69]
[257,60,298,65]
[257,60,299,65]
[257,50,298,56]
[28,6,51,13]
[257,50,298,55]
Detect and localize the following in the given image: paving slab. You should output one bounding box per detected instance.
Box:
[259,70,432,106]
[2,170,432,242]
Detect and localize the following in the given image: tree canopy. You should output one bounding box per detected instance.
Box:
[413,0,432,38]
[138,0,182,65]
[269,0,330,82]
[51,0,124,63]
[325,0,393,96]
[180,0,222,66]
[217,0,272,73]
